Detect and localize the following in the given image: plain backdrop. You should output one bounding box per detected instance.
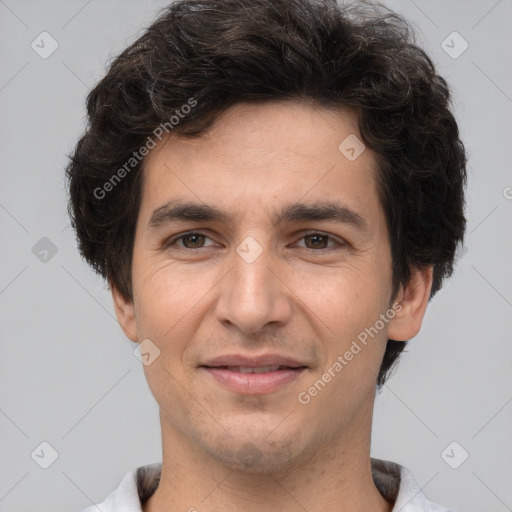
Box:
[0,0,511,511]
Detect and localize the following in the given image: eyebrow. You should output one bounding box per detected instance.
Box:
[148,200,368,232]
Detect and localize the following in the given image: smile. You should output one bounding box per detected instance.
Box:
[201,366,307,394]
[218,365,289,373]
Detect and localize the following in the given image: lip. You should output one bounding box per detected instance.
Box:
[201,353,306,368]
[201,367,307,394]
[200,353,308,395]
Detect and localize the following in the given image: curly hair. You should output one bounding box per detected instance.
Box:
[65,0,467,388]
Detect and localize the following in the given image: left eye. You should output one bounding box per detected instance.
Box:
[295,233,338,250]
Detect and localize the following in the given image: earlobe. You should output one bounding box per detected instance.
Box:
[386,266,433,342]
[110,282,139,343]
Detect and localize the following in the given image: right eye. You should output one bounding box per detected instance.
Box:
[164,231,218,250]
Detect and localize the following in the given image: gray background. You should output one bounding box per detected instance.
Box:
[0,0,511,511]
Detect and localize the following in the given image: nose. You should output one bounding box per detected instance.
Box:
[214,238,293,335]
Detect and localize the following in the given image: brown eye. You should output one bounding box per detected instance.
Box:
[166,231,216,250]
[180,233,206,248]
[303,234,330,249]
[295,232,341,250]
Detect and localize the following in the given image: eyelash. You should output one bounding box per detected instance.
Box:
[164,230,345,251]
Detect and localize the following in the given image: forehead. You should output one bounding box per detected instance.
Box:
[138,100,382,228]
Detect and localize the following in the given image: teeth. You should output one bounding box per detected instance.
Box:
[253,366,271,374]
[226,365,283,373]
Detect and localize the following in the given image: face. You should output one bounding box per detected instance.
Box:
[113,100,431,472]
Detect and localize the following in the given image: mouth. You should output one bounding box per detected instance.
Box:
[200,363,308,394]
[207,365,304,373]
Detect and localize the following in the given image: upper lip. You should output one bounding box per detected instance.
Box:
[201,354,307,368]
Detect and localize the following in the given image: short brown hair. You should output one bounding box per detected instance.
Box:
[66,0,467,388]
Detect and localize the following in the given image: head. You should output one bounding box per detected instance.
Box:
[66,0,466,469]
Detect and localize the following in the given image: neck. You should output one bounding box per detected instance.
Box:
[143,399,392,512]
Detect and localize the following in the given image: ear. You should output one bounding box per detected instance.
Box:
[387,266,433,342]
[110,281,138,343]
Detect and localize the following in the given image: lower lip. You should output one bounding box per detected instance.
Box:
[201,367,306,394]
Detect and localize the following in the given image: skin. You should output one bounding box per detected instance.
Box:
[112,99,433,512]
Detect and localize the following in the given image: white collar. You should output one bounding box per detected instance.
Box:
[80,459,453,512]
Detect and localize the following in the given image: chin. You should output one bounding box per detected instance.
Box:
[210,443,299,473]
[198,424,309,473]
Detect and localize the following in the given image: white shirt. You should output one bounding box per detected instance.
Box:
[80,459,454,512]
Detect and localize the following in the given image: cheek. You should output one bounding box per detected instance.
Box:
[132,262,208,418]
[132,257,208,337]
[130,263,210,407]
[296,270,390,427]
[299,262,390,340]
[294,258,392,411]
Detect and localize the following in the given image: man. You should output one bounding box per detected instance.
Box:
[66,0,466,510]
